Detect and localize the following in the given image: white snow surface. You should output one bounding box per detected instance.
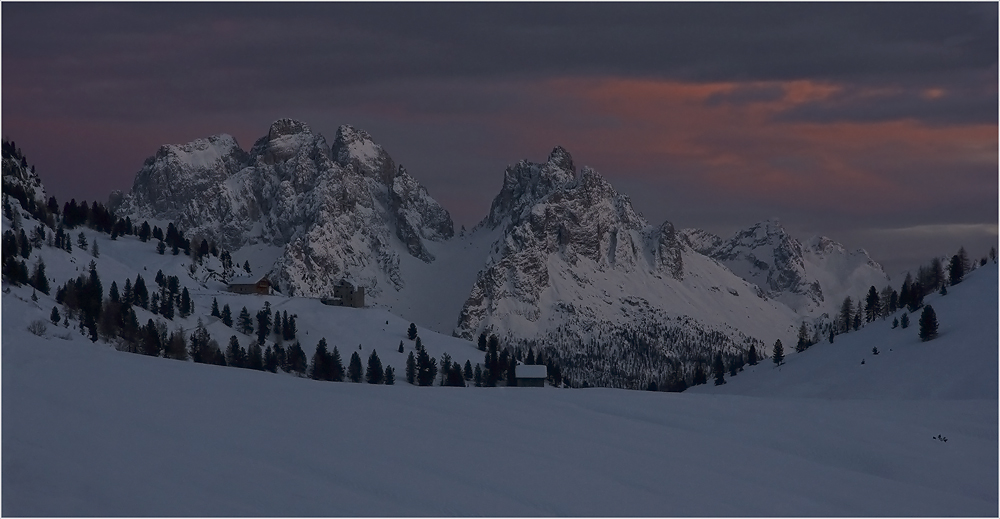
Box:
[3,207,996,515]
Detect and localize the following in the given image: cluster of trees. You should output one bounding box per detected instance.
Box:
[305,339,395,385]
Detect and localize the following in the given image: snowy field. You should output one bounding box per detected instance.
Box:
[3,251,997,515]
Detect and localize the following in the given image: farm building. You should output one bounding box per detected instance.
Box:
[514,364,547,387]
[227,275,271,295]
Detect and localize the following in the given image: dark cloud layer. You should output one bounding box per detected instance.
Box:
[2,3,996,277]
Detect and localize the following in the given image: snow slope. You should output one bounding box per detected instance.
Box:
[3,261,996,516]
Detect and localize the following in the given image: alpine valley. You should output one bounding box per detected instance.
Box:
[105,119,891,388]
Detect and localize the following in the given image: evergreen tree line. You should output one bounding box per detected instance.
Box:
[503,315,764,391]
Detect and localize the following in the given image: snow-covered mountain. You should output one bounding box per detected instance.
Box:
[110,120,454,300]
[683,219,890,318]
[454,147,800,386]
[107,123,904,388]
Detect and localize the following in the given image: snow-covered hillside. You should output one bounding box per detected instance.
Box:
[3,262,995,516]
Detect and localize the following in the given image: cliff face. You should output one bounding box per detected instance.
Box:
[112,119,454,298]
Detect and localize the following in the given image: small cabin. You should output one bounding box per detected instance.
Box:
[321,279,365,308]
[514,364,547,387]
[228,275,271,295]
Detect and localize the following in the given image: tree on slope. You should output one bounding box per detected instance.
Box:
[405,351,416,384]
[407,322,418,341]
[795,323,810,353]
[366,350,384,384]
[772,339,784,367]
[839,297,853,333]
[348,351,363,382]
[918,305,938,342]
[712,353,726,385]
[238,306,253,335]
[948,254,965,285]
[747,344,758,365]
[310,339,330,380]
[330,346,345,382]
[864,286,880,323]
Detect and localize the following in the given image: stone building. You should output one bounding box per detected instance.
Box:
[321,279,365,308]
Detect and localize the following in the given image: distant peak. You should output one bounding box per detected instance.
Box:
[335,124,374,143]
[267,119,312,139]
[547,146,575,174]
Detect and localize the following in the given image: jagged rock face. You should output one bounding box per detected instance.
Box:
[1,151,46,206]
[454,148,791,349]
[389,166,454,261]
[113,119,454,298]
[650,221,685,281]
[110,134,253,248]
[712,219,808,297]
[459,150,652,338]
[683,220,890,316]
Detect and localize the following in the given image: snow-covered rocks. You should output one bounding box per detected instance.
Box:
[112,120,455,300]
[684,219,890,317]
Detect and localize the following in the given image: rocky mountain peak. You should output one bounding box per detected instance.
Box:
[267,118,312,139]
[547,145,575,174]
[482,146,581,229]
[332,124,396,185]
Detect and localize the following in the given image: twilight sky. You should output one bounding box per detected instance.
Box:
[3,3,997,278]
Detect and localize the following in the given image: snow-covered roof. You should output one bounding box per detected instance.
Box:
[228,274,265,285]
[515,365,547,379]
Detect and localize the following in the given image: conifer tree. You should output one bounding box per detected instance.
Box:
[310,339,330,380]
[247,342,264,371]
[795,323,810,353]
[50,306,60,325]
[713,352,726,385]
[366,350,384,384]
[165,330,188,360]
[330,346,345,382]
[405,351,416,384]
[180,287,192,317]
[840,297,853,333]
[772,339,784,366]
[286,341,307,375]
[864,286,880,323]
[747,344,758,365]
[948,254,965,285]
[348,351,363,382]
[892,317,899,329]
[900,313,910,329]
[384,366,395,385]
[407,322,418,340]
[918,305,938,341]
[474,363,483,387]
[692,363,707,385]
[256,309,271,345]
[221,304,233,327]
[238,306,253,335]
[30,258,49,295]
[478,332,487,351]
[398,341,404,353]
[211,298,220,318]
[226,335,245,368]
[464,359,474,380]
